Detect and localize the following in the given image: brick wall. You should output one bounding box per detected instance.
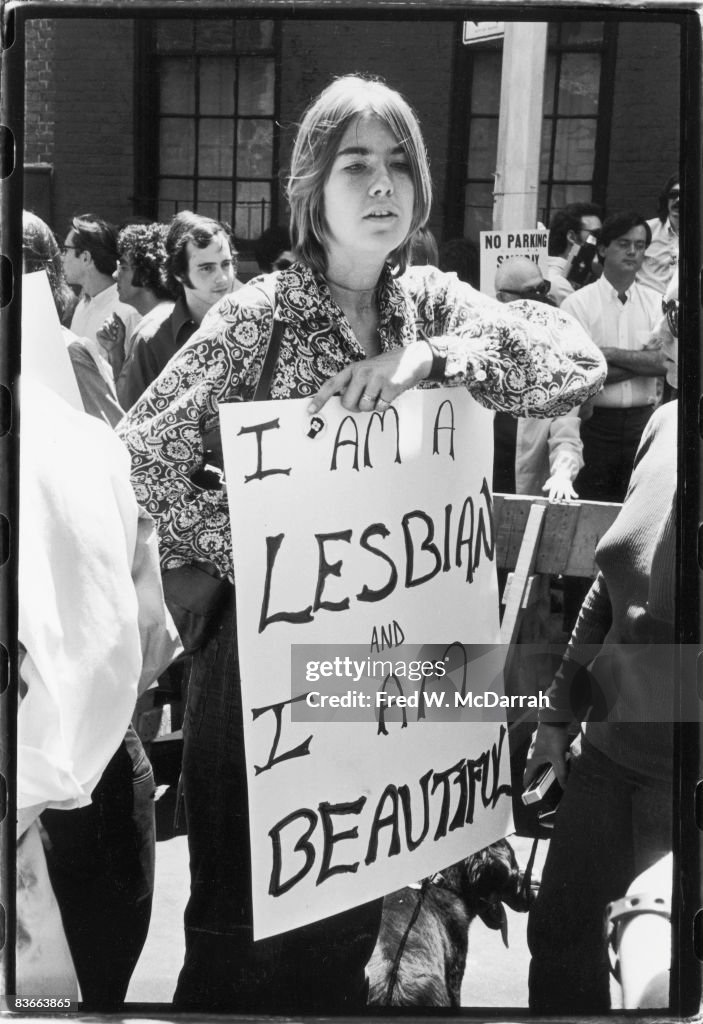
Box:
[50,18,135,236]
[24,18,55,166]
[279,19,456,243]
[607,20,680,217]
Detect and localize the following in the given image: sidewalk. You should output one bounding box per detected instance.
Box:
[126,785,547,1008]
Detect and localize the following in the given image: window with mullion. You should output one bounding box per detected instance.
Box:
[456,21,611,241]
[148,19,277,242]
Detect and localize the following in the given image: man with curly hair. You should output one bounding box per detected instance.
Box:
[98,222,174,388]
[116,211,239,411]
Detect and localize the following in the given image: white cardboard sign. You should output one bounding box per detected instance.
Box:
[220,387,513,940]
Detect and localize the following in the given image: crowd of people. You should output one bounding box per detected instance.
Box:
[17,72,680,1012]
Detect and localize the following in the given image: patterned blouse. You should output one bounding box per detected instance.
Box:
[117,262,605,581]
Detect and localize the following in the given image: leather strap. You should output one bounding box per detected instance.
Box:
[253,316,286,401]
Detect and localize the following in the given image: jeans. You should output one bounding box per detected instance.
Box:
[40,726,155,1010]
[527,737,672,1013]
[173,588,382,1012]
[574,405,654,503]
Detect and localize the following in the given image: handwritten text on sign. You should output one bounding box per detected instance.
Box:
[479,228,550,297]
[219,387,513,940]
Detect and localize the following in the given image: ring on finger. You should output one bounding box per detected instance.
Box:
[376,397,391,409]
[360,393,375,405]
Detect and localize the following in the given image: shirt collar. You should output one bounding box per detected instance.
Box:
[172,294,196,338]
[275,261,410,335]
[599,274,636,302]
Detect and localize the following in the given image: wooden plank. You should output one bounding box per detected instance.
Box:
[493,494,620,578]
[500,502,547,647]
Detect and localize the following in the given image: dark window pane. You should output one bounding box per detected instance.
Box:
[560,22,604,46]
[234,182,271,239]
[548,182,593,212]
[160,58,196,116]
[196,20,234,52]
[160,117,195,176]
[552,118,596,180]
[156,20,194,53]
[557,53,600,116]
[237,119,273,177]
[463,181,494,242]
[543,54,557,116]
[235,19,274,52]
[197,179,233,223]
[470,52,502,114]
[200,59,236,116]
[158,178,194,221]
[467,117,498,179]
[199,119,233,177]
[540,119,553,180]
[238,57,275,115]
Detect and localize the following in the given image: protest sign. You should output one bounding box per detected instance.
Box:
[479,228,550,297]
[219,387,513,940]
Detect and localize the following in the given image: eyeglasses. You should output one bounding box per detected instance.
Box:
[60,244,82,255]
[614,239,648,252]
[668,189,681,200]
[501,280,551,298]
[662,298,679,338]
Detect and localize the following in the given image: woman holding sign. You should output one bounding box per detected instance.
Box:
[118,75,605,1012]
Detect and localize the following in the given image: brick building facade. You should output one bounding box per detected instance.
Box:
[22,11,681,258]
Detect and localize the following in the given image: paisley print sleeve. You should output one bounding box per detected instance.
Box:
[402,266,607,418]
[117,288,276,581]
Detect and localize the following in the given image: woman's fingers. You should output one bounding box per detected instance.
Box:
[309,344,431,414]
[307,365,354,413]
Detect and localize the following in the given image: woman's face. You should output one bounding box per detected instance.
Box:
[322,115,414,266]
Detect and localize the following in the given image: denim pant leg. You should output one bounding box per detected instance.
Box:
[173,588,382,1012]
[527,738,671,1013]
[40,728,155,1009]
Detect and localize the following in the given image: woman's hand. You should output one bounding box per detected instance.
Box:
[308,341,433,414]
[523,722,571,790]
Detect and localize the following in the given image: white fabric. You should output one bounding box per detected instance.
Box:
[515,408,583,496]
[546,255,575,307]
[561,275,661,409]
[638,218,678,295]
[18,382,181,816]
[70,282,140,344]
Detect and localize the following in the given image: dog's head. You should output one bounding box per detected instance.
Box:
[437,838,536,945]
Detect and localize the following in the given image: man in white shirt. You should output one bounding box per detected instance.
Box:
[639,173,680,295]
[562,211,667,502]
[546,203,603,307]
[61,213,140,343]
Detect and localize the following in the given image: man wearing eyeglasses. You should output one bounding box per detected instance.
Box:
[638,174,680,295]
[61,214,140,345]
[546,203,603,307]
[561,211,667,503]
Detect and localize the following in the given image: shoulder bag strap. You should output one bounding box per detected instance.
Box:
[253,315,285,401]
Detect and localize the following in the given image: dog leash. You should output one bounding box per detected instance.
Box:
[383,877,433,1006]
[520,837,540,902]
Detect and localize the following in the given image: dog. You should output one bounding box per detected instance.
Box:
[366,838,536,1007]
